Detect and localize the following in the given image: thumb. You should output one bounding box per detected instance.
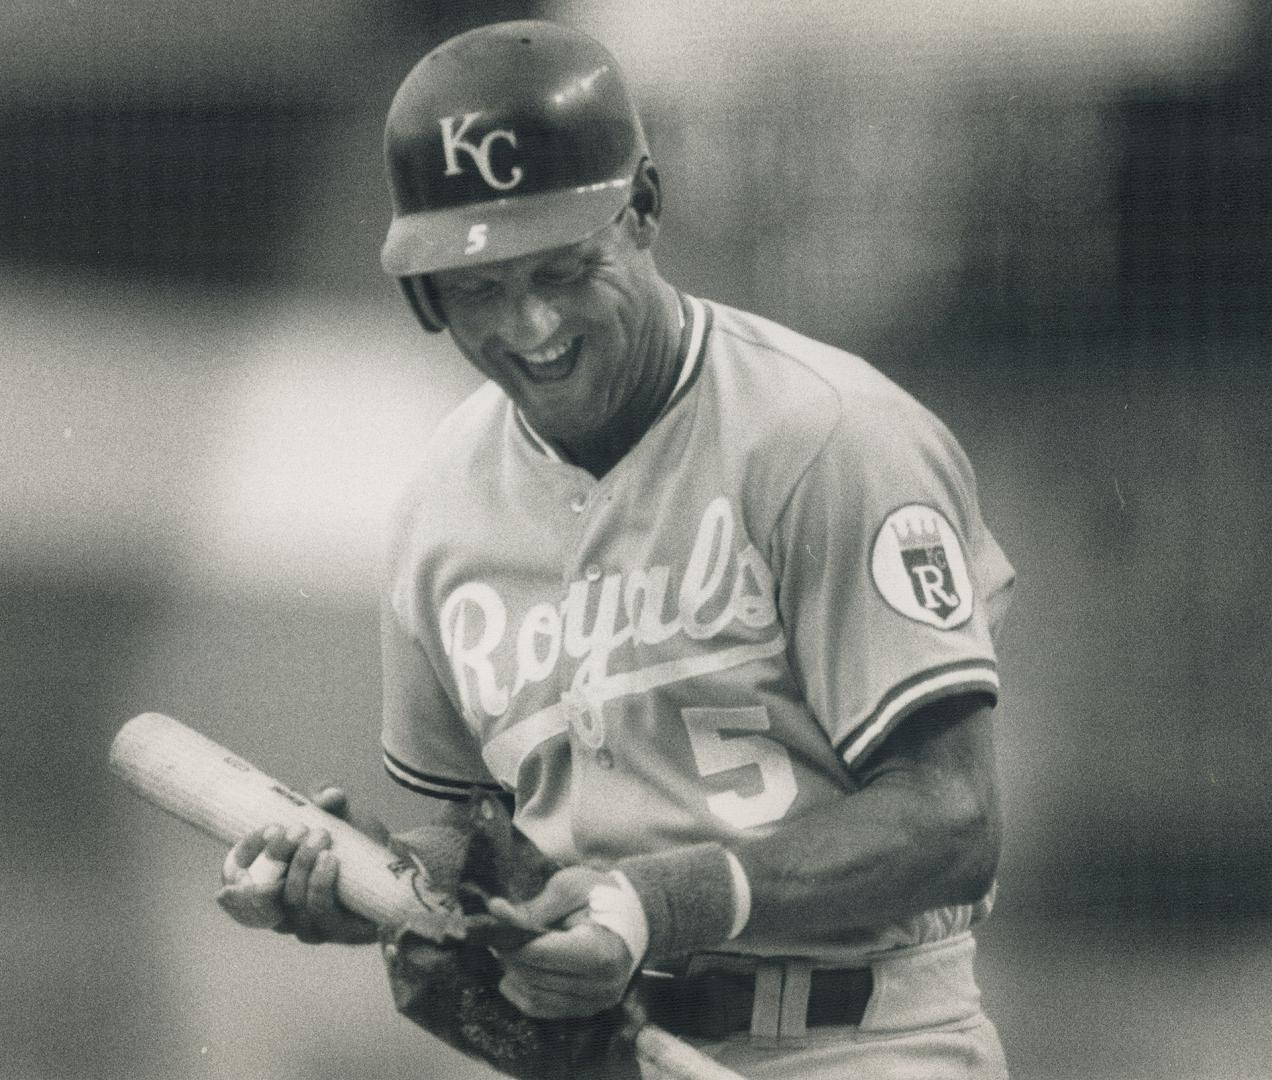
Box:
[312,787,348,817]
[311,787,389,845]
[216,881,285,929]
[489,867,596,932]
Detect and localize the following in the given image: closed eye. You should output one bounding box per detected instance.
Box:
[439,276,500,301]
[535,269,582,287]
[534,255,606,287]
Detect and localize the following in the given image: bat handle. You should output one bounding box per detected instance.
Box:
[635,1023,745,1080]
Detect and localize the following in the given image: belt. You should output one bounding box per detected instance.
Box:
[637,960,874,1042]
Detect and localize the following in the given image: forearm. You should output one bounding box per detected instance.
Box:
[738,698,1002,941]
[617,697,1002,958]
[735,774,999,941]
[613,778,997,962]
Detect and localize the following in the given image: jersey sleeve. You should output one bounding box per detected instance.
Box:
[773,402,1014,770]
[380,588,507,802]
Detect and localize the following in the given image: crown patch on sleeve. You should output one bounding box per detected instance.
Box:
[871,504,974,629]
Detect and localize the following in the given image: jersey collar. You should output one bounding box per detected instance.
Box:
[516,292,710,464]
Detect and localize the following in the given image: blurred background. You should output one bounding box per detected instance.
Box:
[2,1,1269,1077]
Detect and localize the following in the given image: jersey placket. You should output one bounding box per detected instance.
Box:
[508,295,707,839]
[557,472,623,781]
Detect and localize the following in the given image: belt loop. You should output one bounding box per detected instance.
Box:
[749,961,784,1043]
[778,959,813,1041]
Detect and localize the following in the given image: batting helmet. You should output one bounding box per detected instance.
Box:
[381,20,652,332]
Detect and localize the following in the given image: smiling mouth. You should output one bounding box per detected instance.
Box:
[512,336,583,384]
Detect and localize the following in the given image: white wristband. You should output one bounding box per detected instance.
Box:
[592,850,750,972]
[589,872,649,977]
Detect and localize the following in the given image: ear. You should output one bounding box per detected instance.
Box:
[627,158,662,249]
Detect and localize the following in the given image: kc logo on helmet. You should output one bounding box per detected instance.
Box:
[439,112,523,191]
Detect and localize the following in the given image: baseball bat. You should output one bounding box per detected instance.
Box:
[109,712,743,1080]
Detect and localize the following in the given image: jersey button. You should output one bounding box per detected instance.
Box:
[584,564,601,582]
[595,748,614,769]
[569,494,587,513]
[563,690,605,749]
[562,690,585,726]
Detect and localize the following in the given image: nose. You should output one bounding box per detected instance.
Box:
[497,288,561,352]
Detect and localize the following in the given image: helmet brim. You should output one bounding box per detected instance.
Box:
[381,177,633,277]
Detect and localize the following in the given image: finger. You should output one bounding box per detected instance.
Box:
[311,852,379,943]
[312,787,347,817]
[244,848,289,886]
[246,823,303,886]
[265,824,304,862]
[216,881,285,929]
[561,907,591,930]
[497,957,615,999]
[498,972,604,1020]
[286,830,336,940]
[497,868,595,931]
[507,925,628,978]
[313,788,390,845]
[222,826,277,883]
[278,827,316,910]
[305,848,342,921]
[486,895,546,932]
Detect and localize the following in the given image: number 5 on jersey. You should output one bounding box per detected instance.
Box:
[682,706,796,829]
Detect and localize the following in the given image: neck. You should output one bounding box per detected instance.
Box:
[558,280,684,479]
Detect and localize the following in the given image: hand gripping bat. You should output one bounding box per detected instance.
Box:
[109,712,743,1080]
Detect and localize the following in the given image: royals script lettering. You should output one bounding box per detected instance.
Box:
[439,497,780,719]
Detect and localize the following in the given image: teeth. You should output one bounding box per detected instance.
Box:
[522,339,572,365]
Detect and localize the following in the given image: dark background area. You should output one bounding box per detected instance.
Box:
[3,1,1269,1077]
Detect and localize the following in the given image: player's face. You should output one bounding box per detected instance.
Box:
[431,216,668,444]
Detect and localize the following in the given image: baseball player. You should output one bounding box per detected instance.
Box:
[218,20,1014,1079]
